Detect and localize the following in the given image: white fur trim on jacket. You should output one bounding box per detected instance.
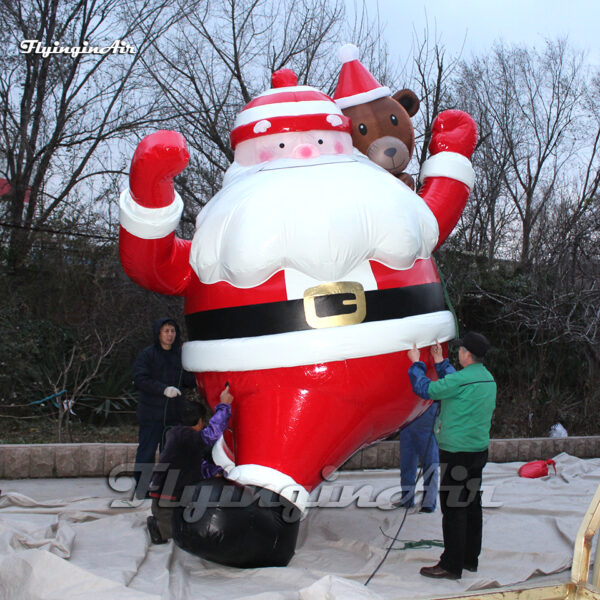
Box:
[419,152,475,189]
[226,464,310,512]
[212,436,236,473]
[119,188,183,239]
[182,310,456,372]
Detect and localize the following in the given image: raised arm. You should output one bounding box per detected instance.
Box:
[200,385,234,446]
[119,130,193,295]
[418,110,478,248]
[430,340,456,378]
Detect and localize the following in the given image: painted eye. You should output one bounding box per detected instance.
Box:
[279,143,285,148]
[390,114,398,126]
[317,139,324,144]
[358,123,368,135]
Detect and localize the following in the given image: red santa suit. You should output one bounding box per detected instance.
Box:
[119,70,476,514]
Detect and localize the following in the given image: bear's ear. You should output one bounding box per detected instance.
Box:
[392,89,420,117]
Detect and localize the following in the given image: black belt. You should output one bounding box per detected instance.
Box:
[186,282,446,341]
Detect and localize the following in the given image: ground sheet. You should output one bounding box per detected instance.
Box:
[0,452,597,599]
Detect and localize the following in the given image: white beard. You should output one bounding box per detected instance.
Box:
[189,154,439,288]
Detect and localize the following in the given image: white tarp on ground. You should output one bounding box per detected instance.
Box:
[0,452,598,600]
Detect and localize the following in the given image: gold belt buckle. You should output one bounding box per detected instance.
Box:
[303,281,367,329]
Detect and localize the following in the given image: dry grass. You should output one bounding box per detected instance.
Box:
[0,417,138,444]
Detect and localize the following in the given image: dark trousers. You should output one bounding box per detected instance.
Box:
[134,420,166,493]
[438,448,488,576]
[151,498,173,540]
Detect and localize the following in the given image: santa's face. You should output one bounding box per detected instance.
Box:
[234,130,354,165]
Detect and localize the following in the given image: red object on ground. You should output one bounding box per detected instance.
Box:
[519,459,557,478]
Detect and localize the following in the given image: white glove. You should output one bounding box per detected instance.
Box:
[164,386,182,398]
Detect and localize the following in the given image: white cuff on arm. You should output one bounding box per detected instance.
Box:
[419,152,475,189]
[119,188,183,239]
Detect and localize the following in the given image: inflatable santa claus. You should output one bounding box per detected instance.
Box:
[119,67,476,567]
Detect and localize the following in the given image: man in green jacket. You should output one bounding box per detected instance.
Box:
[407,332,496,580]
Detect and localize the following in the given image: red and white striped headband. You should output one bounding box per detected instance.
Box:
[230,69,352,149]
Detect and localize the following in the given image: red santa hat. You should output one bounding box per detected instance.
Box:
[230,69,351,149]
[333,44,391,109]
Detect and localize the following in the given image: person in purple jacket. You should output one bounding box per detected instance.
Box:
[146,384,233,544]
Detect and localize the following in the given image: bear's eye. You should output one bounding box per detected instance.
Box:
[390,114,398,126]
[358,123,368,135]
[317,139,324,144]
[279,143,285,148]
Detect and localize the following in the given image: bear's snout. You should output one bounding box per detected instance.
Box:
[367,136,410,174]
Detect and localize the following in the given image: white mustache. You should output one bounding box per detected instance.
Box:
[190,155,439,288]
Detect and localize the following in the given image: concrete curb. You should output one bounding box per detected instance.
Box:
[1,436,599,479]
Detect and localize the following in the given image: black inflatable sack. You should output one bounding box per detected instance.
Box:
[172,477,301,568]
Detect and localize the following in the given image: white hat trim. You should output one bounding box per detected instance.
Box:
[335,85,391,109]
[259,85,321,97]
[235,100,344,128]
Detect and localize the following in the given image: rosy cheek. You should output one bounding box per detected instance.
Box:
[259,150,274,162]
[334,142,344,154]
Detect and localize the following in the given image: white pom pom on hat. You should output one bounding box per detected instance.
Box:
[338,43,360,63]
[333,44,391,109]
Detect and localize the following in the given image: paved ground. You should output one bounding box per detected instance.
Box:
[0,475,136,501]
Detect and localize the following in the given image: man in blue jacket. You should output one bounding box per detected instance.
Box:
[133,317,196,496]
[408,332,496,580]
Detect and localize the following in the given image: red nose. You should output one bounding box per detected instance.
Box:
[293,143,320,159]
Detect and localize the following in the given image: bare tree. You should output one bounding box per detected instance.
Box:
[408,33,462,173]
[47,330,122,442]
[451,71,516,262]
[542,71,600,281]
[403,31,513,265]
[405,29,512,263]
[140,0,388,230]
[0,0,187,271]
[457,40,591,270]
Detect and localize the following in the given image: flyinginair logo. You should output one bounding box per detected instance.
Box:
[19,39,136,58]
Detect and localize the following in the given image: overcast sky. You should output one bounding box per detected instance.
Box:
[371,0,600,68]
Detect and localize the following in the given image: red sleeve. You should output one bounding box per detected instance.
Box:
[119,227,193,296]
[418,177,470,249]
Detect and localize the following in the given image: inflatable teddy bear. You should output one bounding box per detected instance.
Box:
[334,45,420,189]
[334,43,476,245]
[119,65,477,568]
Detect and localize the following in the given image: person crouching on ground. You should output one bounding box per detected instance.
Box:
[407,332,496,580]
[146,384,233,544]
